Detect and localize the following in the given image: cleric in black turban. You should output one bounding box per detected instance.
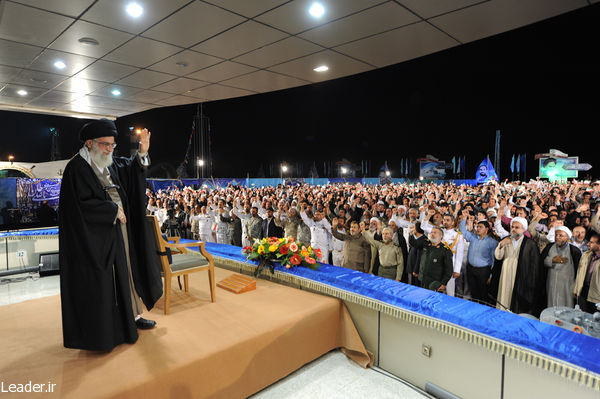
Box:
[59,120,162,351]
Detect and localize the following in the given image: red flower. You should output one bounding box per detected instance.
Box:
[289,243,299,252]
[305,257,316,265]
[290,254,302,265]
[280,245,289,255]
[314,248,322,259]
[242,246,252,254]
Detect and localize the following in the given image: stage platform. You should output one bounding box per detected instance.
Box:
[0,266,371,399]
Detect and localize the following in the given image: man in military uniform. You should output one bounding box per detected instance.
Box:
[422,211,464,296]
[245,206,263,243]
[417,227,454,292]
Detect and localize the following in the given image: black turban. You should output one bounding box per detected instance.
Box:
[79,119,118,141]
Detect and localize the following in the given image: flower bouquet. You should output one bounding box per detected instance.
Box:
[242,237,321,277]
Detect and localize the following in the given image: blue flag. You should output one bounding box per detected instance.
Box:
[510,154,515,173]
[451,156,456,174]
[476,155,498,184]
[521,153,526,175]
[516,154,521,173]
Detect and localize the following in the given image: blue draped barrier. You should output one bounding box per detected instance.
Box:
[199,240,600,375]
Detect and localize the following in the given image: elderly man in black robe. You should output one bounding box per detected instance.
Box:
[59,119,162,351]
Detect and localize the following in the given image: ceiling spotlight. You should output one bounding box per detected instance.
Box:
[111,89,122,96]
[309,2,325,18]
[126,2,143,18]
[78,37,100,46]
[54,60,67,69]
[313,65,328,72]
[17,90,28,96]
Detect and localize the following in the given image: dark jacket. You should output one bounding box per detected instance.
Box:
[261,217,283,238]
[419,241,454,291]
[407,234,426,276]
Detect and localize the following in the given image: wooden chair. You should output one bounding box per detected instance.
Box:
[146,215,216,314]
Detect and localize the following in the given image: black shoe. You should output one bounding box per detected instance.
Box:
[135,317,157,330]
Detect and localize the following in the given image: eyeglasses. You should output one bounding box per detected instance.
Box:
[94,140,117,149]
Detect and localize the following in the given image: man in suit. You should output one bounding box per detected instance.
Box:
[261,207,283,238]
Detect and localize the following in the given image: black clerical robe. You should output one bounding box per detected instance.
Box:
[490,236,541,316]
[59,153,162,351]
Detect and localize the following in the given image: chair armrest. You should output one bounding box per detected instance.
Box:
[164,241,204,249]
[167,237,180,243]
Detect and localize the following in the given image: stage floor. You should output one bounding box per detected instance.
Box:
[0,267,371,398]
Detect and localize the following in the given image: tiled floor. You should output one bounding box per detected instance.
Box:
[0,272,60,306]
[251,350,430,399]
[0,274,429,399]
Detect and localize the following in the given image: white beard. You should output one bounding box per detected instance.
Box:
[90,142,113,169]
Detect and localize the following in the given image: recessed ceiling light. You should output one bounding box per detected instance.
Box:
[111,89,122,96]
[313,65,329,72]
[126,2,143,18]
[309,2,325,18]
[30,78,48,84]
[17,90,28,96]
[54,60,67,69]
[78,37,99,46]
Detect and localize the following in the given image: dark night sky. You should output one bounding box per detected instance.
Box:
[2,4,599,180]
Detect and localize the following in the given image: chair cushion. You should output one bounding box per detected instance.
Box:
[170,253,209,273]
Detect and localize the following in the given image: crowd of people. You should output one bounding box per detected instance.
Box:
[146,179,600,316]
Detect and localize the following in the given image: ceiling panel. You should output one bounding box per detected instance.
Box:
[59,101,124,116]
[154,95,200,106]
[56,77,108,94]
[123,89,174,103]
[81,0,191,35]
[143,1,246,48]
[0,84,48,101]
[33,90,84,103]
[74,60,140,83]
[186,61,257,83]
[222,70,308,93]
[102,36,181,68]
[268,50,373,82]
[116,69,175,89]
[203,0,289,18]
[71,95,143,111]
[0,2,75,47]
[0,0,592,118]
[255,0,385,34]
[186,84,255,101]
[25,98,68,109]
[152,77,209,94]
[147,50,222,76]
[9,69,67,89]
[0,39,42,68]
[299,2,420,48]
[192,20,288,60]
[49,20,134,58]
[0,65,23,83]
[13,0,96,18]
[91,84,144,98]
[430,0,588,43]
[396,0,487,19]
[335,21,458,67]
[27,49,96,76]
[233,36,322,69]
